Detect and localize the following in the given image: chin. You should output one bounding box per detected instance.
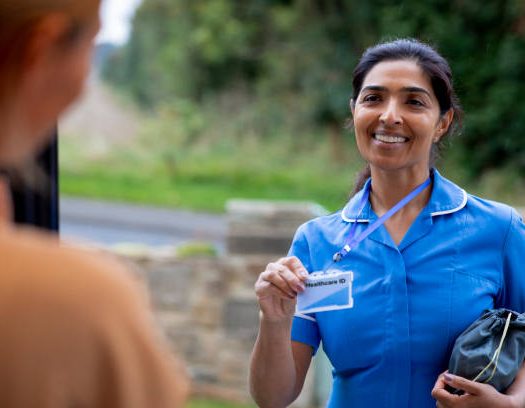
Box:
[368,160,407,172]
[369,160,430,176]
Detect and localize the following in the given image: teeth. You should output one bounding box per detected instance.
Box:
[374,133,407,143]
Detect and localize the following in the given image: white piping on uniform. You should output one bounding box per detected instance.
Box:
[341,206,370,223]
[430,189,467,217]
[295,313,316,322]
[342,188,467,221]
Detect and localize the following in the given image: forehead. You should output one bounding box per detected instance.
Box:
[362,59,434,94]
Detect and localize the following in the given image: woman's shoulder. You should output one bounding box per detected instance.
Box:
[0,226,145,310]
[0,227,188,408]
[434,170,521,225]
[465,193,522,225]
[294,209,346,239]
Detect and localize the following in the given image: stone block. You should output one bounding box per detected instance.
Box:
[226,199,327,224]
[190,365,219,384]
[227,233,292,256]
[225,199,327,256]
[192,299,222,327]
[222,295,259,341]
[145,262,192,310]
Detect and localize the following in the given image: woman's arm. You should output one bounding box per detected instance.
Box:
[432,362,525,408]
[250,320,312,408]
[249,256,311,408]
[506,361,525,407]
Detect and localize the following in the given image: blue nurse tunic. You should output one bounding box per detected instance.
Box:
[289,169,525,407]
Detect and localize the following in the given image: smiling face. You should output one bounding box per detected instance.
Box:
[351,59,452,177]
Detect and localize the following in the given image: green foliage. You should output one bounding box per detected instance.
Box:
[176,242,217,258]
[59,111,362,212]
[103,0,525,181]
[372,0,525,175]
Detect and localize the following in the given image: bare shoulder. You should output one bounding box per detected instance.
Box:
[0,226,147,318]
[0,229,188,408]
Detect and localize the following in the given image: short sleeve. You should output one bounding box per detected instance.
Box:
[498,209,525,311]
[291,314,321,355]
[287,223,312,272]
[287,224,321,354]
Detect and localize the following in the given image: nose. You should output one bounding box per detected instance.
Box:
[379,99,402,126]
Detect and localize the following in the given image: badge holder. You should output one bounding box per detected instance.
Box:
[296,269,353,314]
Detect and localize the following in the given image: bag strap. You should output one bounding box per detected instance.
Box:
[472,312,513,384]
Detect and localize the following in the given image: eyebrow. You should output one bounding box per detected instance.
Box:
[361,85,432,98]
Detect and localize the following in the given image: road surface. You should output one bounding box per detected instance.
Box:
[60,197,227,252]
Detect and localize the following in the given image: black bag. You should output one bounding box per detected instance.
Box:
[447,308,525,393]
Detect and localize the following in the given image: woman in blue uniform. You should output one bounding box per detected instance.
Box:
[249,38,525,408]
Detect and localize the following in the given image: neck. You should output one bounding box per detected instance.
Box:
[0,83,45,167]
[369,166,432,216]
[0,95,28,165]
[0,174,13,226]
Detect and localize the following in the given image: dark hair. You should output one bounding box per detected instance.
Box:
[351,38,463,194]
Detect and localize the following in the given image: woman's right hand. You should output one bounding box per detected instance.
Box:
[254,256,309,323]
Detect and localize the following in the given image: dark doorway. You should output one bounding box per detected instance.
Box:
[10,131,59,232]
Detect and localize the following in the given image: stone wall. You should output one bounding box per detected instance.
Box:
[115,200,329,407]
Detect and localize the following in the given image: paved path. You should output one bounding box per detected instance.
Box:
[60,197,227,251]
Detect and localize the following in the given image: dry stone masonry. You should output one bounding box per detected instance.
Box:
[115,200,328,406]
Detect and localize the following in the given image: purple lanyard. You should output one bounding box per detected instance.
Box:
[333,177,431,263]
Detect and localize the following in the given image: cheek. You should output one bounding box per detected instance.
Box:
[352,110,372,136]
[74,46,93,81]
[353,128,370,158]
[411,113,440,134]
[63,46,93,102]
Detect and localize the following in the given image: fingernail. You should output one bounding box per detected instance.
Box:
[300,270,309,277]
[298,283,306,291]
[444,373,454,383]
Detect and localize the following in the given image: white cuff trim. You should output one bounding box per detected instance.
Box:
[294,313,316,322]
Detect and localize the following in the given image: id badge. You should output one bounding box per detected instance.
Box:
[296,269,353,314]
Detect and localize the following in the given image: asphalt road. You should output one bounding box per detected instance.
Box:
[59,197,227,251]
[59,197,525,252]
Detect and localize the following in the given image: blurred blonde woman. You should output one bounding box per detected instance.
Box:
[0,1,188,407]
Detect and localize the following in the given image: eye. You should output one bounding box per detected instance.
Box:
[361,94,381,103]
[407,98,425,107]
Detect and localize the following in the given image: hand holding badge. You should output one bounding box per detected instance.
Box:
[296,270,353,314]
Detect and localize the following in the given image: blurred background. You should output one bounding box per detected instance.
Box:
[58,1,525,407]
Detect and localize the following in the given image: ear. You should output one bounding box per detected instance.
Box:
[434,109,454,143]
[350,98,356,116]
[20,13,72,74]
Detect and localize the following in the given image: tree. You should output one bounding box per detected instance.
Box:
[104,0,525,175]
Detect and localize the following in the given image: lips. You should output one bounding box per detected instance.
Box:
[372,132,409,143]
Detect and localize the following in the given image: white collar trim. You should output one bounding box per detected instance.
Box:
[430,188,468,217]
[341,188,468,222]
[341,210,370,223]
